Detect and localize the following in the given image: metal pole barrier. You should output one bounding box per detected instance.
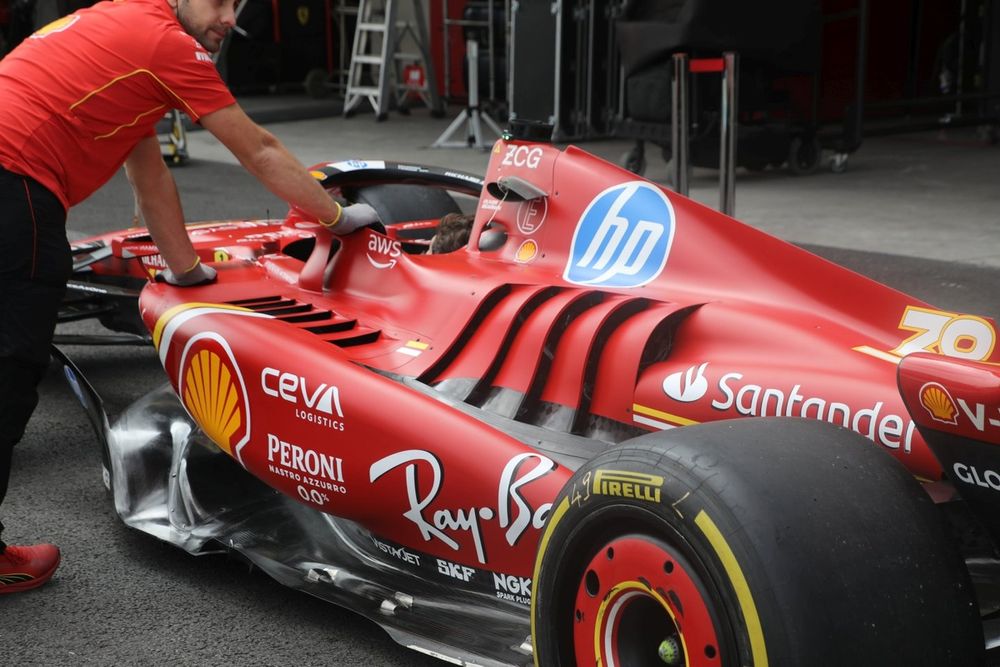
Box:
[671,53,689,196]
[849,0,868,153]
[432,39,502,148]
[487,0,496,102]
[719,51,738,216]
[468,39,482,146]
[956,0,967,118]
[442,0,451,100]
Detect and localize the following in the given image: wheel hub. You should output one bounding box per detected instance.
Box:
[573,535,722,667]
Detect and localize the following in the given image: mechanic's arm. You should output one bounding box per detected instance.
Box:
[124,134,199,274]
[200,104,338,220]
[199,104,377,233]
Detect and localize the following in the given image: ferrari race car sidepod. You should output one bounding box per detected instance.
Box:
[57,144,1000,666]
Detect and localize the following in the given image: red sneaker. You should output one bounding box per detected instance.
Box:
[0,543,61,594]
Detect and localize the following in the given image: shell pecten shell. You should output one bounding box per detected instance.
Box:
[183,348,242,454]
[918,382,959,425]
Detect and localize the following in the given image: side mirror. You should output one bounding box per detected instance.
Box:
[485,175,547,202]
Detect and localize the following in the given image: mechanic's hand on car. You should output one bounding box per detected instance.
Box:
[155,259,217,287]
[322,202,381,236]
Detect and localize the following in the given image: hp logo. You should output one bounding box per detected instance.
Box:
[564,182,675,287]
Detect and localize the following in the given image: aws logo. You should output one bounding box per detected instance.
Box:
[367,233,401,269]
[179,333,251,460]
[564,181,675,288]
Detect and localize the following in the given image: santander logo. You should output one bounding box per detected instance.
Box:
[662,363,709,402]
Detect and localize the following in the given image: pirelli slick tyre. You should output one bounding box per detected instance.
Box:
[531,418,984,667]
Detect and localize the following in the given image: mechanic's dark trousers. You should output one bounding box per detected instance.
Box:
[0,165,70,550]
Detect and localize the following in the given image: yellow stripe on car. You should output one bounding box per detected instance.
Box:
[152,302,253,349]
[633,403,700,426]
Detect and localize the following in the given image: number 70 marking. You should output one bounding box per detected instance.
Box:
[891,306,997,361]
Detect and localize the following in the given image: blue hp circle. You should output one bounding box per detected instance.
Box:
[564,181,675,288]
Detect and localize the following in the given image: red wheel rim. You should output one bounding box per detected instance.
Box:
[573,535,723,667]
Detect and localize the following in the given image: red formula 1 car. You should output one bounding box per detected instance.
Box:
[60,134,1000,666]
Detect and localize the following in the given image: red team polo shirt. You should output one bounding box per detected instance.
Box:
[0,0,235,209]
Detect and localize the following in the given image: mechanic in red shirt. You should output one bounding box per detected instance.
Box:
[0,0,378,594]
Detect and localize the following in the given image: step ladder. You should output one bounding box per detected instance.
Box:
[343,0,443,120]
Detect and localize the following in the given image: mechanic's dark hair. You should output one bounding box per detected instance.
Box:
[429,213,475,254]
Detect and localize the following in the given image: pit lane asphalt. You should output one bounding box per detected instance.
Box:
[3,136,1000,665]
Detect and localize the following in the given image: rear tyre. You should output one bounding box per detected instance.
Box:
[532,418,983,666]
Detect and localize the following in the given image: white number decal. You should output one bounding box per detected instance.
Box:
[892,306,996,361]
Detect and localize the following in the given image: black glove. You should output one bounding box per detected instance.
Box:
[324,203,381,236]
[155,260,217,287]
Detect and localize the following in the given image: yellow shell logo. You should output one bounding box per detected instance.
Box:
[309,170,326,180]
[919,382,958,425]
[515,239,538,263]
[183,348,245,454]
